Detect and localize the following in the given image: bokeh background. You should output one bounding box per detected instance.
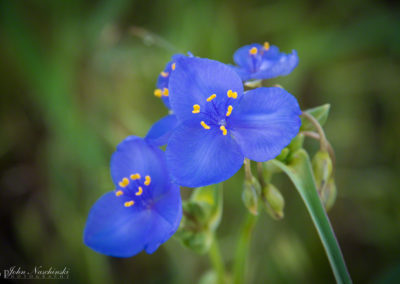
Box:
[1,0,399,283]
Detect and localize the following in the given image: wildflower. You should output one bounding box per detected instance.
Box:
[149,53,193,146]
[165,57,301,187]
[232,42,298,81]
[84,136,182,257]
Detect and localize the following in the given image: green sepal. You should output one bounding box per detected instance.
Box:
[300,104,330,131]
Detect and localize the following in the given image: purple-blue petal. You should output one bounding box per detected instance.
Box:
[166,119,244,187]
[110,136,169,194]
[232,43,299,81]
[83,184,182,257]
[145,114,178,146]
[168,57,244,122]
[230,87,301,162]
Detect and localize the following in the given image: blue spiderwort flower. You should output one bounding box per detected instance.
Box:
[232,42,298,82]
[165,57,301,187]
[84,136,182,257]
[148,53,193,146]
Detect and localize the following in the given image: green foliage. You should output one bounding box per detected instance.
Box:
[300,104,330,131]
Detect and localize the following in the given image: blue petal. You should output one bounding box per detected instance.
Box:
[166,119,244,187]
[83,185,182,257]
[232,43,299,81]
[233,43,263,69]
[257,49,298,80]
[229,87,301,162]
[145,114,178,146]
[110,136,170,194]
[168,57,244,122]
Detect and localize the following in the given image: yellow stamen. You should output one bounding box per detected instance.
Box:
[162,88,169,97]
[144,175,151,186]
[227,89,238,99]
[171,63,176,70]
[124,200,135,207]
[263,41,270,50]
[161,71,169,77]
[207,94,217,102]
[220,125,227,136]
[154,89,162,98]
[192,104,200,114]
[118,177,129,188]
[201,121,211,130]
[249,47,258,55]
[226,105,233,117]
[130,173,141,180]
[115,190,123,197]
[136,186,143,196]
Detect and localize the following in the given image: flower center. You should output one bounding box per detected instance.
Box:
[192,90,238,136]
[115,173,152,207]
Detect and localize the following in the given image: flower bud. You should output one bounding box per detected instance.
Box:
[242,177,261,215]
[261,183,285,220]
[175,227,213,254]
[288,133,305,153]
[275,147,290,162]
[312,150,333,193]
[321,178,337,211]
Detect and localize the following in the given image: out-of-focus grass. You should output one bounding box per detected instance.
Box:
[0,0,399,283]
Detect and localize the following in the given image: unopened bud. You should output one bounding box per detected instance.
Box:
[288,133,305,153]
[321,178,337,211]
[242,177,261,215]
[262,183,285,220]
[275,147,290,162]
[312,150,333,193]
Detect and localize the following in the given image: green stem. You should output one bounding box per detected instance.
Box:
[233,214,258,284]
[244,158,252,181]
[209,237,225,284]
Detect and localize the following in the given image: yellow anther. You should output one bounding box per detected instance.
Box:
[200,121,211,130]
[162,88,169,97]
[227,90,238,99]
[115,190,123,197]
[130,173,141,180]
[207,94,217,102]
[144,175,151,186]
[154,89,162,98]
[226,105,233,117]
[136,186,143,196]
[192,104,200,114]
[171,63,176,70]
[161,71,169,77]
[118,177,129,188]
[220,125,227,136]
[124,200,135,207]
[263,41,270,51]
[249,47,258,55]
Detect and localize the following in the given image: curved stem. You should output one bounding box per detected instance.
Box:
[301,112,328,151]
[209,237,225,284]
[233,214,258,284]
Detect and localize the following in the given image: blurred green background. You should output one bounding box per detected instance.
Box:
[1,0,399,283]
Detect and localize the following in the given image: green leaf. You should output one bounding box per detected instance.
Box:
[270,150,351,284]
[300,104,330,131]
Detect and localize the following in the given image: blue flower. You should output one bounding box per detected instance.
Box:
[232,42,298,81]
[154,53,193,109]
[165,57,301,187]
[84,136,182,257]
[148,53,194,146]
